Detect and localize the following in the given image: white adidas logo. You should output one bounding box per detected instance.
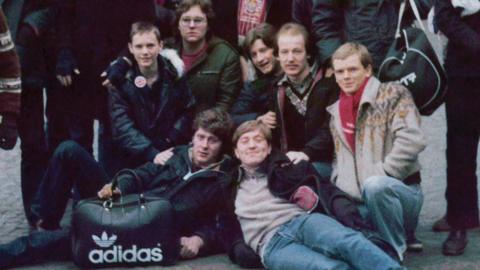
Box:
[88,231,163,264]
[92,231,117,248]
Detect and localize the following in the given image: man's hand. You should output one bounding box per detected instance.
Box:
[286,151,309,164]
[153,147,174,165]
[180,236,204,259]
[97,183,121,199]
[101,57,132,90]
[56,47,80,87]
[324,67,334,78]
[257,111,277,129]
[57,69,80,87]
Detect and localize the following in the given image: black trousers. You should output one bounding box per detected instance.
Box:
[445,76,480,229]
[30,140,109,229]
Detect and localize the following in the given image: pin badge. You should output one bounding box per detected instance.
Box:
[134,76,147,88]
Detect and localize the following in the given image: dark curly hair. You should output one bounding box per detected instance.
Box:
[193,108,233,146]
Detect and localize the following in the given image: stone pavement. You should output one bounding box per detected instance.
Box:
[1,105,480,270]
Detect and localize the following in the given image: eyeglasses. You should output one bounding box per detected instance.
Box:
[180,17,207,26]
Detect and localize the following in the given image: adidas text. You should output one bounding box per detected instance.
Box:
[88,244,163,264]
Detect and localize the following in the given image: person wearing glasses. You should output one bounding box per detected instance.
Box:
[173,0,241,113]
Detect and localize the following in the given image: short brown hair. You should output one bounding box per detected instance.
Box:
[331,42,373,69]
[232,120,272,147]
[275,23,310,55]
[242,23,276,59]
[176,0,215,39]
[193,108,233,145]
[130,21,161,42]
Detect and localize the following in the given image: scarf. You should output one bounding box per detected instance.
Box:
[338,78,369,153]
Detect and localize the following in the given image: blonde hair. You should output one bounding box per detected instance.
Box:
[331,42,373,69]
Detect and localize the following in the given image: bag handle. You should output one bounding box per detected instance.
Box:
[104,169,146,209]
[395,0,426,38]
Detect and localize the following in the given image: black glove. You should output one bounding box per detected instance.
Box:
[103,57,131,89]
[229,241,262,269]
[0,113,18,150]
[55,47,77,76]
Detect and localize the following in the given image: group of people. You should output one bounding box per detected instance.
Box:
[0,0,479,269]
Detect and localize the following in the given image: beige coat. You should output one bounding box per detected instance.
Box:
[327,77,426,200]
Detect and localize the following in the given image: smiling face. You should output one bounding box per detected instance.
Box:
[250,39,277,75]
[192,128,223,168]
[234,129,272,171]
[333,54,372,95]
[178,5,208,45]
[128,31,162,71]
[277,34,310,82]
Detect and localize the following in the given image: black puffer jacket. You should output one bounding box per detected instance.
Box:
[229,75,277,127]
[109,51,195,170]
[117,145,234,256]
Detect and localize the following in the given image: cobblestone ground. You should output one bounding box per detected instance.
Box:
[1,106,480,270]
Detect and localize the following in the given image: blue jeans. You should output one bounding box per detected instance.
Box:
[360,176,424,261]
[262,214,404,270]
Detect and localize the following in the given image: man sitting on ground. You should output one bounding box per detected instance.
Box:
[328,42,426,260]
[232,120,404,270]
[0,109,257,268]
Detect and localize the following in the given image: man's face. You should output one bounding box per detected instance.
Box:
[277,34,309,82]
[250,39,277,75]
[128,31,162,70]
[235,129,271,170]
[333,54,372,95]
[178,5,208,44]
[192,128,222,168]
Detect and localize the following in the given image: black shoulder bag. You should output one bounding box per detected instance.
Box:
[378,0,447,115]
[71,169,183,268]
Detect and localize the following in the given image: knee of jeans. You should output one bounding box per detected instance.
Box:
[54,140,83,158]
[362,176,394,201]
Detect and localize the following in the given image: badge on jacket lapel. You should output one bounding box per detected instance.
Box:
[134,76,147,88]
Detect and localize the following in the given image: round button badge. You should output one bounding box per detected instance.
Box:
[134,76,147,88]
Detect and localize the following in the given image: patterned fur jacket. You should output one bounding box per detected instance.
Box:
[327,77,426,200]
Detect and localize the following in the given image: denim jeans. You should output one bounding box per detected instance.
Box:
[0,229,70,269]
[262,213,404,270]
[30,140,109,229]
[360,175,424,261]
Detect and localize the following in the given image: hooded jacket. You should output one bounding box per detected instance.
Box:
[109,49,195,170]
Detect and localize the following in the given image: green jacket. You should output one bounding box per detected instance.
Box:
[181,36,241,112]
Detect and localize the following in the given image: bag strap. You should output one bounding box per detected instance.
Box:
[395,0,426,38]
[111,169,145,194]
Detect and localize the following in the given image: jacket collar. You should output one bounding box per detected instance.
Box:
[126,50,183,83]
[327,76,381,151]
[177,144,233,174]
